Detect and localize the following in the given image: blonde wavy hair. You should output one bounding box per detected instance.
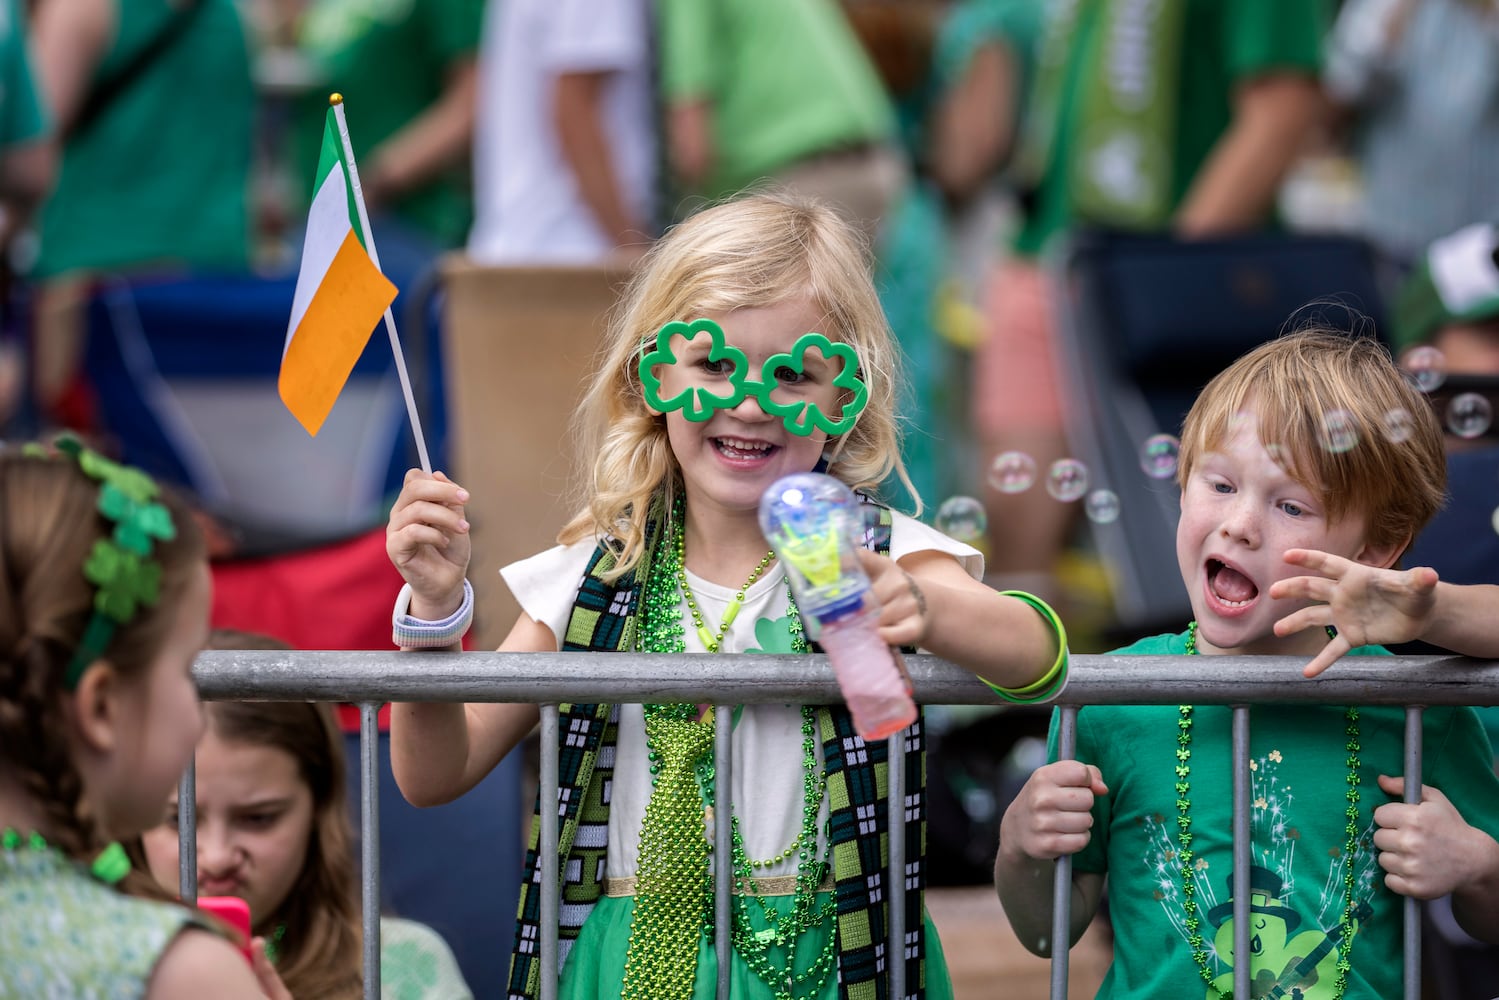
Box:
[559,190,915,580]
[1178,329,1447,555]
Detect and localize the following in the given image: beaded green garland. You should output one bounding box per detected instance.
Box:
[1179,621,1361,1000]
[1,827,129,885]
[627,497,836,1000]
[262,922,288,964]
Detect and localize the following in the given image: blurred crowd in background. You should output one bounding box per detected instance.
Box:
[1,1,1498,993]
[0,0,1495,611]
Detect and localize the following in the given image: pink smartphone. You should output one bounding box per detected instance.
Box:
[197,895,252,963]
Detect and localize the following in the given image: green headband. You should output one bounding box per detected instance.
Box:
[34,437,178,689]
[639,318,869,436]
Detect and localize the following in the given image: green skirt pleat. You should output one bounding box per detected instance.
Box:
[558,892,953,999]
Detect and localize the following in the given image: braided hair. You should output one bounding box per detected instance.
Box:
[0,448,204,869]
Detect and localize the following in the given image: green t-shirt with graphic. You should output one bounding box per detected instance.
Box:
[1047,630,1499,999]
[292,0,484,248]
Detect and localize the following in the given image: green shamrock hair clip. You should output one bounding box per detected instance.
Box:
[47,435,177,689]
[638,318,869,436]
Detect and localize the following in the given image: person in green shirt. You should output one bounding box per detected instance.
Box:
[26,0,255,425]
[996,330,1499,998]
[285,0,483,253]
[974,0,1327,610]
[659,0,906,243]
[0,0,54,431]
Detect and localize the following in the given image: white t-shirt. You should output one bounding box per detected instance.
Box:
[466,0,655,264]
[500,513,982,879]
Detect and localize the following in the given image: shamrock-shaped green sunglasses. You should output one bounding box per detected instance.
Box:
[638,318,869,436]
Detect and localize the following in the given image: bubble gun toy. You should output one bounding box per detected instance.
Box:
[758,472,916,739]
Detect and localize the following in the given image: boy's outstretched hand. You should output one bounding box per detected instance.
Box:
[998,760,1109,861]
[386,469,472,618]
[1269,548,1439,678]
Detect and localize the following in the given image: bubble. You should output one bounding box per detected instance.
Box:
[1139,434,1181,480]
[935,495,987,542]
[1402,346,1447,393]
[1446,392,1493,440]
[1084,489,1120,524]
[1492,504,1499,538]
[1046,458,1090,502]
[1319,409,1359,454]
[986,451,1037,494]
[1382,407,1415,444]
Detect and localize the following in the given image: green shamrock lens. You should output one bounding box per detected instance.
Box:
[640,320,869,437]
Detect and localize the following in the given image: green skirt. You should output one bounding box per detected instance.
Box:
[559,892,954,999]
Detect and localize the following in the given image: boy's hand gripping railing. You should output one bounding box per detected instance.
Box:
[190,650,1499,1000]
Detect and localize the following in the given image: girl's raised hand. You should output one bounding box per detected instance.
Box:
[386,469,472,616]
[1270,548,1440,678]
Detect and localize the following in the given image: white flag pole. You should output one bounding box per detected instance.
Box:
[329,93,432,474]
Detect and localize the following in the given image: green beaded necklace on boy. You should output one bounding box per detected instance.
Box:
[1179,621,1361,1000]
[626,493,836,1000]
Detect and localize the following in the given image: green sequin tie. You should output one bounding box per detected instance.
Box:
[621,712,716,999]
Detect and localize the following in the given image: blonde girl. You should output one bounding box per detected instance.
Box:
[0,441,287,999]
[386,191,1068,999]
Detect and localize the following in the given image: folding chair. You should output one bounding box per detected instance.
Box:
[1050,230,1389,633]
[81,269,447,554]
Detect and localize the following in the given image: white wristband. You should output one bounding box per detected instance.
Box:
[392,580,474,649]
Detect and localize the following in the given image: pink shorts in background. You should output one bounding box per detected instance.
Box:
[972,260,1064,437]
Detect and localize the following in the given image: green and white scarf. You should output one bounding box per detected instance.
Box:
[1015,0,1189,229]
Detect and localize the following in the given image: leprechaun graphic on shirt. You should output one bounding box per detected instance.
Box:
[1140,747,1380,999]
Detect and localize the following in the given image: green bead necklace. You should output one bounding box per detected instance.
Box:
[1179,621,1361,1000]
[1,827,130,884]
[675,529,776,653]
[630,497,836,1000]
[262,922,288,964]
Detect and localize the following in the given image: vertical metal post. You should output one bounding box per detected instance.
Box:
[1232,706,1251,1000]
[539,705,561,1000]
[360,702,380,1000]
[715,705,733,1000]
[178,760,197,903]
[1404,707,1425,1000]
[1050,706,1078,1000]
[887,729,907,1000]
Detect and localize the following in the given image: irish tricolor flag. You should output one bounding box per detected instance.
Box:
[279,107,398,436]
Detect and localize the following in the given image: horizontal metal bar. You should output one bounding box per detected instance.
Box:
[191,650,1499,707]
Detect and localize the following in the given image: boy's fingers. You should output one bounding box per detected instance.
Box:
[1273,603,1324,637]
[1301,636,1350,678]
[1282,548,1343,575]
[1377,773,1434,803]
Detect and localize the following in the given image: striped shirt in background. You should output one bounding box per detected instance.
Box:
[1325,0,1499,266]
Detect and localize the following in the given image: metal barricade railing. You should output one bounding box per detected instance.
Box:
[187,649,1499,1000]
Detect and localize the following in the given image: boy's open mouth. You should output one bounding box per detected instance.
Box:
[713,437,778,461]
[1207,558,1258,606]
